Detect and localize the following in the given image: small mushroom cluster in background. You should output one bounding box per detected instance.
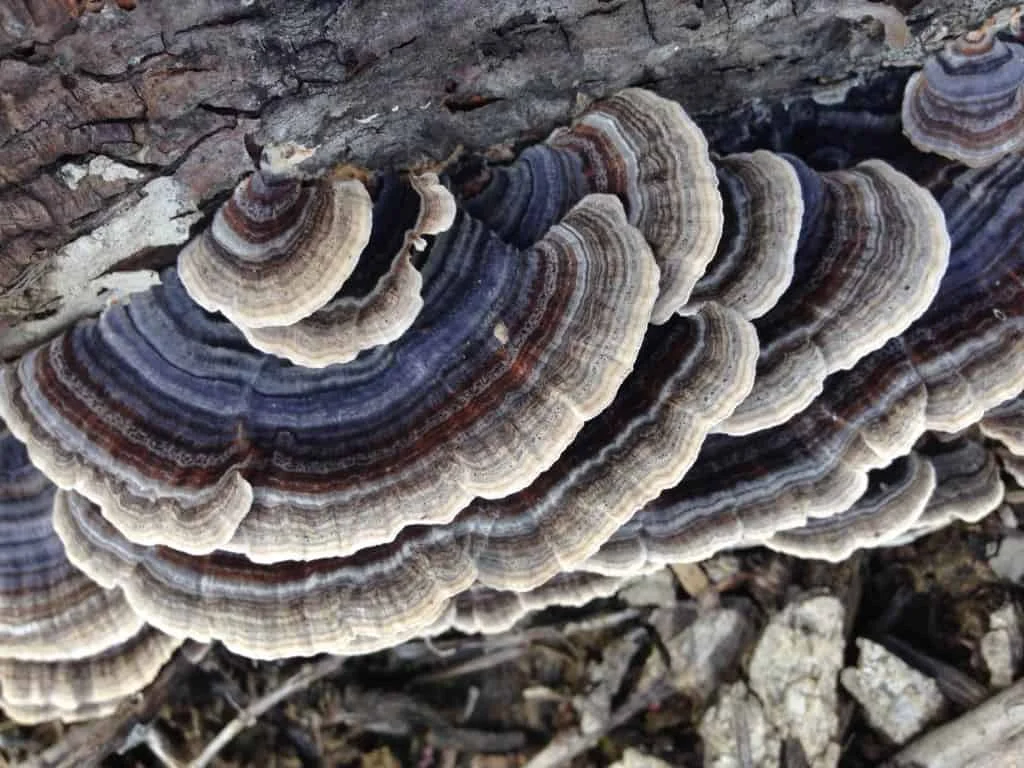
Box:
[1,15,1023,726]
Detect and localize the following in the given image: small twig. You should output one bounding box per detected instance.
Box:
[325,687,525,753]
[523,679,676,768]
[188,655,346,768]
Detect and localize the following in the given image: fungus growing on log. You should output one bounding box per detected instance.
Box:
[51,303,755,658]
[767,453,937,561]
[239,172,457,367]
[981,395,1024,455]
[902,26,1024,167]
[584,153,1024,576]
[0,424,143,662]
[685,150,803,319]
[716,156,950,437]
[905,436,1006,539]
[178,144,374,329]
[0,628,180,725]
[1,194,658,561]
[0,424,179,723]
[457,88,723,323]
[1,71,1023,726]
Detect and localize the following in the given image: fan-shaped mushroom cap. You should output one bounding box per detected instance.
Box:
[459,88,723,324]
[53,303,755,658]
[767,453,937,561]
[905,436,1005,539]
[1,194,658,561]
[239,173,457,367]
[686,151,803,319]
[584,154,1024,575]
[178,157,374,329]
[550,89,723,322]
[902,28,1024,167]
[716,156,950,436]
[980,395,1024,455]
[0,628,180,725]
[0,424,142,662]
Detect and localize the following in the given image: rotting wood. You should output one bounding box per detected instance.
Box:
[0,0,1010,356]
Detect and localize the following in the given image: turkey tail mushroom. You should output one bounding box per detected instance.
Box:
[178,144,374,329]
[0,424,180,724]
[902,26,1024,167]
[0,194,658,561]
[239,172,457,367]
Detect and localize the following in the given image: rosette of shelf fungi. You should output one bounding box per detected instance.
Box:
[456,88,723,324]
[902,25,1024,167]
[714,155,950,437]
[0,424,180,724]
[238,172,457,367]
[684,150,803,319]
[51,302,757,658]
[582,153,1024,575]
[0,193,659,566]
[178,144,373,330]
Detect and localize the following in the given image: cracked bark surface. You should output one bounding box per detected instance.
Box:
[0,0,1007,357]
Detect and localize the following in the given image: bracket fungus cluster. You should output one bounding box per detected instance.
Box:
[903,18,1024,167]
[1,27,1023,723]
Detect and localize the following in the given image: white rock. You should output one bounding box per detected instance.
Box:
[746,594,844,768]
[840,637,945,745]
[609,748,674,768]
[617,568,677,607]
[989,532,1024,583]
[981,603,1022,689]
[700,681,779,768]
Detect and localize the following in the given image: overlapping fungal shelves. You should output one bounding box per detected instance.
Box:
[0,424,180,724]
[1,16,1023,725]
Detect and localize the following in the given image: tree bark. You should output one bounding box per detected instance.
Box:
[0,0,1006,357]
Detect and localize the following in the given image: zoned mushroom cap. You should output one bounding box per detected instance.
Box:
[0,194,658,562]
[52,301,756,658]
[716,156,950,437]
[178,151,374,329]
[903,28,1024,167]
[239,173,457,367]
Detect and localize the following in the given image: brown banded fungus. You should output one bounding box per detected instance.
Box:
[902,436,1006,540]
[0,628,180,725]
[902,26,1024,167]
[457,88,723,324]
[981,395,1024,456]
[178,144,374,330]
[0,77,1023,719]
[583,154,1024,576]
[52,302,756,658]
[767,453,937,561]
[686,150,803,320]
[716,157,950,437]
[1,194,658,561]
[239,173,457,367]
[0,423,180,723]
